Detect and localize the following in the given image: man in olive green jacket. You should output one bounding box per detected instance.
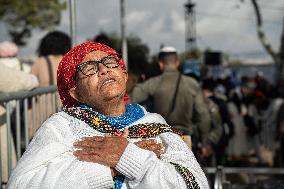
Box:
[129,46,211,149]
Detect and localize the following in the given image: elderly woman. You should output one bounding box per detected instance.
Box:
[7,42,209,189]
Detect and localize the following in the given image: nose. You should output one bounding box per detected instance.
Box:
[98,62,110,76]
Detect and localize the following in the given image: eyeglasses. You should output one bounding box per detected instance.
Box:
[76,54,121,77]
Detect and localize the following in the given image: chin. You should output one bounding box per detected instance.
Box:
[102,90,124,101]
[102,84,125,95]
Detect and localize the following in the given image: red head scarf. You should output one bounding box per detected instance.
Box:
[57,42,127,107]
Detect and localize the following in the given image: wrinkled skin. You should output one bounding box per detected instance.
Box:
[70,51,165,177]
[73,129,165,177]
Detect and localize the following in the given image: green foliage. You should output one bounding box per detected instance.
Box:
[179,48,202,63]
[0,0,66,46]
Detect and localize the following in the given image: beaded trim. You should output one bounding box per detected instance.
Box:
[113,175,124,189]
[79,103,145,129]
[170,163,200,189]
[63,106,179,138]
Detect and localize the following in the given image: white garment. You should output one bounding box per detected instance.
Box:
[227,102,249,156]
[0,64,38,182]
[0,65,38,93]
[7,108,209,189]
[0,57,31,73]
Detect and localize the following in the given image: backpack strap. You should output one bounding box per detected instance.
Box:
[167,73,182,118]
[44,56,54,85]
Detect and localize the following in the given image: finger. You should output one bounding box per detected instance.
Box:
[151,145,165,157]
[91,136,105,141]
[80,136,96,140]
[74,138,104,148]
[134,141,149,148]
[142,139,157,145]
[73,147,99,156]
[135,139,156,146]
[122,128,129,138]
[76,154,111,167]
[75,154,101,163]
[134,142,144,148]
[80,136,105,141]
[146,143,163,151]
[155,148,165,157]
[134,140,160,149]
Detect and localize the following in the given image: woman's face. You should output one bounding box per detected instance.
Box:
[69,50,128,107]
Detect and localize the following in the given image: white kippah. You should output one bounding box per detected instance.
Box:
[159,46,177,53]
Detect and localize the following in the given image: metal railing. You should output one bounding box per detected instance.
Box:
[0,85,59,186]
[204,166,284,189]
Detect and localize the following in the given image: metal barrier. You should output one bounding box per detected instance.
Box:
[204,167,284,189]
[0,85,59,186]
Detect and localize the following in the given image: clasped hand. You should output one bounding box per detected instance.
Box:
[73,129,165,168]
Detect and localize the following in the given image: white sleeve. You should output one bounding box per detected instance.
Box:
[115,132,209,189]
[7,119,113,189]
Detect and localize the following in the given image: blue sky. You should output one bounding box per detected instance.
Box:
[0,0,283,59]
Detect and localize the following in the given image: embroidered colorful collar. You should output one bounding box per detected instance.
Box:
[63,103,177,138]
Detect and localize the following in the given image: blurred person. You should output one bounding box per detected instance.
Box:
[126,69,146,94]
[252,88,283,167]
[201,79,234,165]
[93,33,114,49]
[242,81,278,167]
[254,71,270,95]
[201,84,223,166]
[275,78,284,166]
[0,41,30,72]
[32,31,71,86]
[30,31,71,135]
[8,42,209,189]
[0,64,39,184]
[226,88,249,163]
[126,70,154,111]
[129,46,211,156]
[276,100,284,167]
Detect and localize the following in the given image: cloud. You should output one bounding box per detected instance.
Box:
[0,0,282,58]
[127,11,152,26]
[170,11,185,34]
[194,0,283,56]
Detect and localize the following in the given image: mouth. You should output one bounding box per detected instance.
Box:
[101,78,116,87]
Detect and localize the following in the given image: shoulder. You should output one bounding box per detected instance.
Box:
[32,56,46,65]
[43,111,72,128]
[35,111,74,138]
[48,55,63,63]
[31,57,46,72]
[141,75,162,86]
[181,75,199,88]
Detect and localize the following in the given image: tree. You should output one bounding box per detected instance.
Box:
[179,47,202,63]
[0,0,66,46]
[247,0,284,82]
[93,32,151,73]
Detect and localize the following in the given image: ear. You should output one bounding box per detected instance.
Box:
[69,87,80,101]
[175,60,180,67]
[159,62,164,71]
[122,69,128,82]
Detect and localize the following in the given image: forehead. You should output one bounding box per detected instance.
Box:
[81,50,109,62]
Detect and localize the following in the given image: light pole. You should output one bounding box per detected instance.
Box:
[120,0,128,69]
[69,0,77,47]
[184,0,196,52]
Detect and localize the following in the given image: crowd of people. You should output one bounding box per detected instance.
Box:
[127,45,284,168]
[0,30,283,188]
